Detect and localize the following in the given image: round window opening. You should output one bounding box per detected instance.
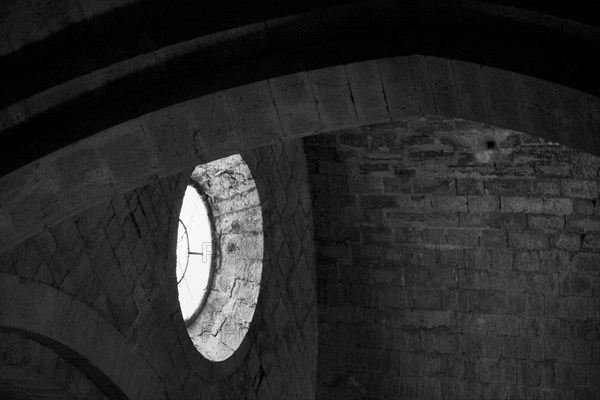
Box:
[175,154,263,362]
[176,185,213,322]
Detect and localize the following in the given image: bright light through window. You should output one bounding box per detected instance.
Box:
[176,185,212,322]
[177,154,263,362]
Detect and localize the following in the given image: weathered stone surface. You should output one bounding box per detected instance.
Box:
[1,139,316,400]
[2,3,600,400]
[306,118,600,400]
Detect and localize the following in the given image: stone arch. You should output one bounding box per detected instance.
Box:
[2,1,599,130]
[0,3,598,398]
[0,273,166,400]
[1,55,598,252]
[0,330,113,400]
[2,0,599,177]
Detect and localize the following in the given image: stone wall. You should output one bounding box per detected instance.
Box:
[0,331,111,400]
[305,118,600,400]
[0,139,316,400]
[229,140,317,399]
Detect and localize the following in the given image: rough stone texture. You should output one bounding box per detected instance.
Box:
[241,141,317,400]
[3,54,599,253]
[0,331,110,400]
[185,154,265,362]
[2,3,600,399]
[0,139,316,399]
[305,117,600,400]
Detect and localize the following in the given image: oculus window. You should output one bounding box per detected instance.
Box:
[176,185,213,322]
[175,154,263,362]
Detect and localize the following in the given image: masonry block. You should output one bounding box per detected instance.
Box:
[518,75,561,143]
[226,81,284,148]
[100,125,158,187]
[432,196,467,212]
[426,56,460,117]
[517,360,541,387]
[421,332,462,355]
[562,180,598,199]
[188,93,241,158]
[468,196,499,212]
[571,253,600,275]
[452,60,487,123]
[528,215,564,231]
[482,67,523,132]
[142,106,202,173]
[501,197,543,214]
[478,357,516,384]
[378,56,420,119]
[308,66,357,131]
[554,363,586,388]
[409,55,437,115]
[269,73,321,138]
[346,61,391,125]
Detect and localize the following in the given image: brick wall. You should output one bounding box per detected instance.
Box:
[305,117,600,400]
[0,139,316,399]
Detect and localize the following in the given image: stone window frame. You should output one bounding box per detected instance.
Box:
[175,154,264,364]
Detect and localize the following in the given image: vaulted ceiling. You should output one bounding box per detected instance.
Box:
[1,1,599,399]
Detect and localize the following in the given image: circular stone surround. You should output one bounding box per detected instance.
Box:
[177,154,263,362]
